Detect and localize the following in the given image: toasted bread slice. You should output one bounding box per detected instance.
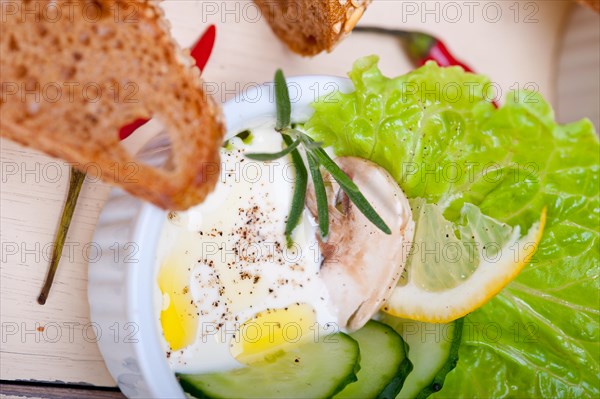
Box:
[255,0,371,56]
[577,0,600,12]
[0,0,224,210]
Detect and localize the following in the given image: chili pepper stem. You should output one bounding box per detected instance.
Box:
[37,167,86,305]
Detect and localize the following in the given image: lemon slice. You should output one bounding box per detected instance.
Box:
[383,199,546,323]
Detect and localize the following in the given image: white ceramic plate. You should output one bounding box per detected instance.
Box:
[88,75,353,398]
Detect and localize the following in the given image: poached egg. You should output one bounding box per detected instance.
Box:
[155,122,337,374]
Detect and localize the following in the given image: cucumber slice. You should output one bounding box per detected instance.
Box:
[380,316,463,399]
[177,333,360,399]
[336,320,413,399]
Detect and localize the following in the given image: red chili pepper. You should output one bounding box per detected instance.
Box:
[354,26,474,72]
[191,24,216,72]
[425,41,473,72]
[354,26,496,107]
[404,31,474,72]
[119,24,217,140]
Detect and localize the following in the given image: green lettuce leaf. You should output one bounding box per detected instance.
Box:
[305,56,599,397]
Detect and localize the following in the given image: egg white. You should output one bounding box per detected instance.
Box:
[154,121,339,374]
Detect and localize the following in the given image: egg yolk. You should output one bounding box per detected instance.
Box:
[231,303,316,364]
[158,260,198,351]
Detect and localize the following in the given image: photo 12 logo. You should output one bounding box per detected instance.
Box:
[1,240,139,265]
[1,160,140,185]
[202,79,341,104]
[200,321,341,345]
[399,1,540,24]
[1,321,139,344]
[0,0,140,24]
[1,80,139,106]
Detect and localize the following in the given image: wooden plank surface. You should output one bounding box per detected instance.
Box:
[0,381,124,399]
[0,0,573,389]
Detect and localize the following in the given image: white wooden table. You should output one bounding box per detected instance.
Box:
[0,0,576,393]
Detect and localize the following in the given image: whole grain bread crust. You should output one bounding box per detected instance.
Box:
[0,0,224,210]
[254,0,372,56]
[577,0,600,12]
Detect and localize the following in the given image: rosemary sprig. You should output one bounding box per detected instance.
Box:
[282,135,308,246]
[245,138,301,161]
[302,135,391,235]
[274,69,291,131]
[307,151,329,239]
[246,70,391,242]
[38,167,86,305]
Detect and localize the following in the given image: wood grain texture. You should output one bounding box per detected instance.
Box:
[0,0,572,389]
[0,382,124,399]
[557,3,600,130]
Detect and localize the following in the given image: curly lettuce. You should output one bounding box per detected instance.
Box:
[305,56,599,397]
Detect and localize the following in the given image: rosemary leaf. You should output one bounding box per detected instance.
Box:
[274,69,291,131]
[303,140,324,150]
[339,184,392,235]
[283,135,308,246]
[245,138,301,161]
[272,69,390,238]
[307,137,392,235]
[38,167,86,304]
[309,145,359,194]
[307,152,329,239]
